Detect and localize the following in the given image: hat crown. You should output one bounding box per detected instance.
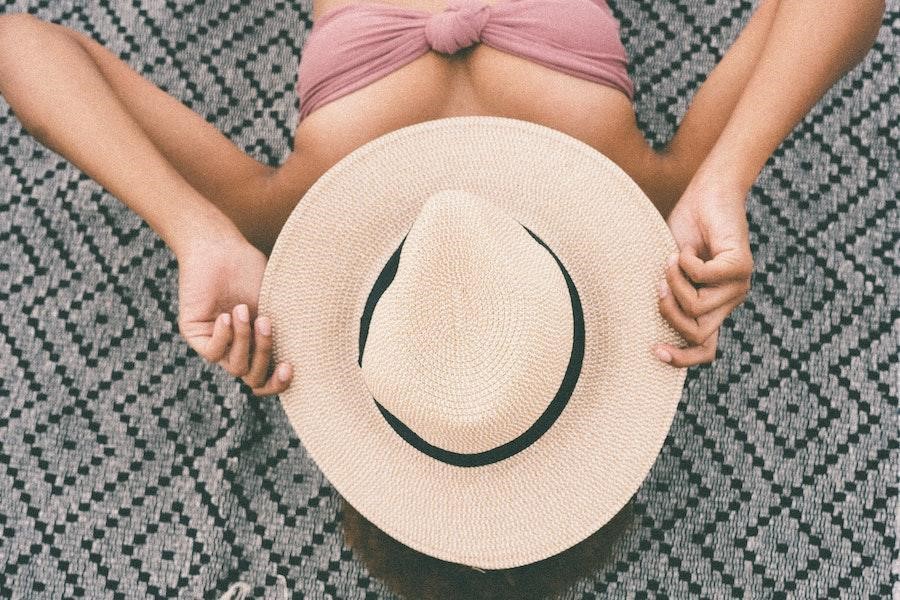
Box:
[360,190,574,454]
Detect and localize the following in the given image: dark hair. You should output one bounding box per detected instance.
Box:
[340,495,635,599]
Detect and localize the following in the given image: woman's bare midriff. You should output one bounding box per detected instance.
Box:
[271,0,671,220]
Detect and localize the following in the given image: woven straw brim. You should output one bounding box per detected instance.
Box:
[258,116,687,569]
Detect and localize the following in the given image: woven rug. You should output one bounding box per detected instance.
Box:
[0,1,896,598]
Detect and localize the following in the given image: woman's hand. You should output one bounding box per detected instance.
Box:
[176,231,294,396]
[653,179,754,367]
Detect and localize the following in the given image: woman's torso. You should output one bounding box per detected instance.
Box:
[283,0,656,202]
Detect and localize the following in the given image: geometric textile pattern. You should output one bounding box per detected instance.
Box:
[0,0,896,598]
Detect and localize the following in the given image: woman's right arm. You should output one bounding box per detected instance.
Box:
[0,13,239,255]
[0,13,293,396]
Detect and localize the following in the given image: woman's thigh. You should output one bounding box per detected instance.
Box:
[48,21,276,218]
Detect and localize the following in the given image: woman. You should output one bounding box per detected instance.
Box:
[0,0,883,399]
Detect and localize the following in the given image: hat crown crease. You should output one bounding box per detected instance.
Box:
[360,190,574,454]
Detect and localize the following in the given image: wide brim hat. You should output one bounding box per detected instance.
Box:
[258,116,687,570]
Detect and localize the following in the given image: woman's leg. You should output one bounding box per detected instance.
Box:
[0,13,276,252]
[653,0,782,205]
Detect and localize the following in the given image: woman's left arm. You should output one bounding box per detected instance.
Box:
[654,0,886,367]
[695,0,885,191]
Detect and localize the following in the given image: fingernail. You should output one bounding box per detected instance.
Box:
[277,363,291,382]
[658,280,669,298]
[653,346,672,363]
[236,304,249,323]
[667,253,679,268]
[221,313,231,326]
[257,317,271,336]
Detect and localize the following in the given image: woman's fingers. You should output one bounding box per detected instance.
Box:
[650,248,754,367]
[659,285,738,347]
[243,316,274,388]
[677,246,753,286]
[206,307,294,394]
[222,303,252,376]
[236,314,294,396]
[250,362,293,397]
[657,250,751,348]
[653,328,719,368]
[203,312,233,362]
[664,256,749,319]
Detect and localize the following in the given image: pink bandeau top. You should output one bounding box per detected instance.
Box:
[296,0,634,122]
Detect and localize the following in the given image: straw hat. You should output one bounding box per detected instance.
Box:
[258,116,687,570]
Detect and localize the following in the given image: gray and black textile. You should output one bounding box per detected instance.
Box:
[0,0,897,598]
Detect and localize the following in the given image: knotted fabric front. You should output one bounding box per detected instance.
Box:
[297,0,636,122]
[424,0,491,54]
